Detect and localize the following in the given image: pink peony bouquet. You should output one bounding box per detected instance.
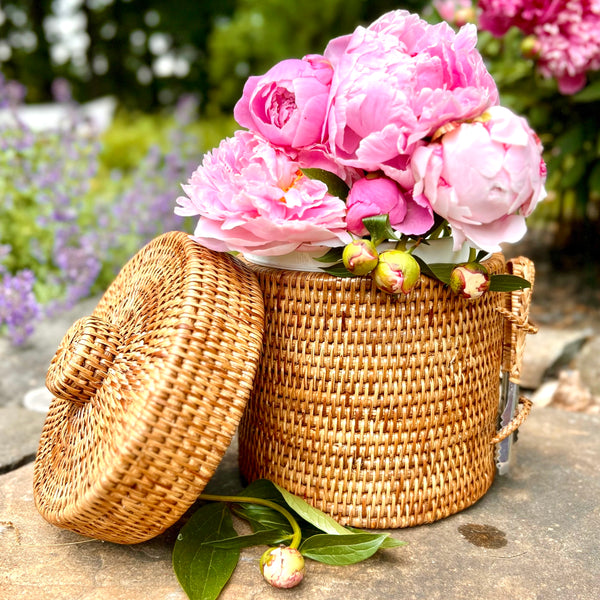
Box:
[176,10,547,296]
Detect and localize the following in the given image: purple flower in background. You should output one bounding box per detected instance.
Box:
[0,267,41,346]
[1,73,201,345]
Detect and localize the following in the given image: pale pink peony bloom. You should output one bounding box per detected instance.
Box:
[535,0,600,94]
[478,0,561,36]
[175,131,351,256]
[411,106,547,253]
[324,10,499,182]
[233,56,332,152]
[345,175,433,236]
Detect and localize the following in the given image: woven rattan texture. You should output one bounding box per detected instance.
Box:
[239,254,507,529]
[34,232,265,544]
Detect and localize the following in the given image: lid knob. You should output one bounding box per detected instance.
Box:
[46,315,122,405]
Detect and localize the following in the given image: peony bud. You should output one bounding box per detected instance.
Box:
[342,239,380,275]
[454,7,476,27]
[260,546,305,589]
[449,262,490,299]
[372,250,420,295]
[521,35,541,60]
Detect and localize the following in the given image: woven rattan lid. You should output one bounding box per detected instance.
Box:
[33,231,265,544]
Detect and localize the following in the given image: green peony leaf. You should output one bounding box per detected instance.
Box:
[379,536,407,549]
[231,502,292,534]
[319,262,355,277]
[299,533,396,565]
[362,214,398,244]
[202,528,291,550]
[313,246,345,263]
[414,260,455,285]
[489,274,531,292]
[302,168,350,199]
[273,483,350,536]
[172,502,240,600]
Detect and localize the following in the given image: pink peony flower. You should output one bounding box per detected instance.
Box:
[324,10,499,182]
[233,55,333,152]
[478,0,562,37]
[534,0,600,94]
[411,105,547,253]
[345,175,433,236]
[175,131,351,256]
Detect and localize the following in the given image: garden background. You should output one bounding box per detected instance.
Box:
[1,0,599,345]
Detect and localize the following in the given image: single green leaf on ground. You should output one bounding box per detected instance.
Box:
[273,483,350,536]
[344,526,407,549]
[173,502,240,600]
[379,536,408,549]
[235,480,326,540]
[239,479,284,503]
[232,502,292,534]
[300,532,401,565]
[489,274,531,292]
[202,528,291,550]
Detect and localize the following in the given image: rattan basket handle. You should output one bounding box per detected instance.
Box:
[46,315,122,405]
[490,396,533,444]
[499,256,538,383]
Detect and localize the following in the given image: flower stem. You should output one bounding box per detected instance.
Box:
[468,246,477,262]
[198,494,303,549]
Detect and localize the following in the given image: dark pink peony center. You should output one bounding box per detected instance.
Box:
[268,87,297,127]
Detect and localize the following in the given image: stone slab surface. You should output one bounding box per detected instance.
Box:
[0,406,46,475]
[1,407,599,600]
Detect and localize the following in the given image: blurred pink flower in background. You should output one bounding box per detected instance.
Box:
[324,10,499,181]
[535,0,600,94]
[345,175,433,236]
[478,0,600,94]
[478,0,562,36]
[411,106,547,252]
[175,131,350,255]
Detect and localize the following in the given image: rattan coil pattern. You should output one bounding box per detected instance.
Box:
[34,231,265,544]
[239,254,507,529]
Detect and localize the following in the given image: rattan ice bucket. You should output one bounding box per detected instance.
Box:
[238,253,534,529]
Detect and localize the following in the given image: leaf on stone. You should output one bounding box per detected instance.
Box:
[299,532,395,565]
[173,502,240,600]
[202,528,290,550]
[231,502,292,534]
[273,483,350,536]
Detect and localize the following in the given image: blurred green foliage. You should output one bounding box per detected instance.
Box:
[0,0,429,112]
[204,0,430,114]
